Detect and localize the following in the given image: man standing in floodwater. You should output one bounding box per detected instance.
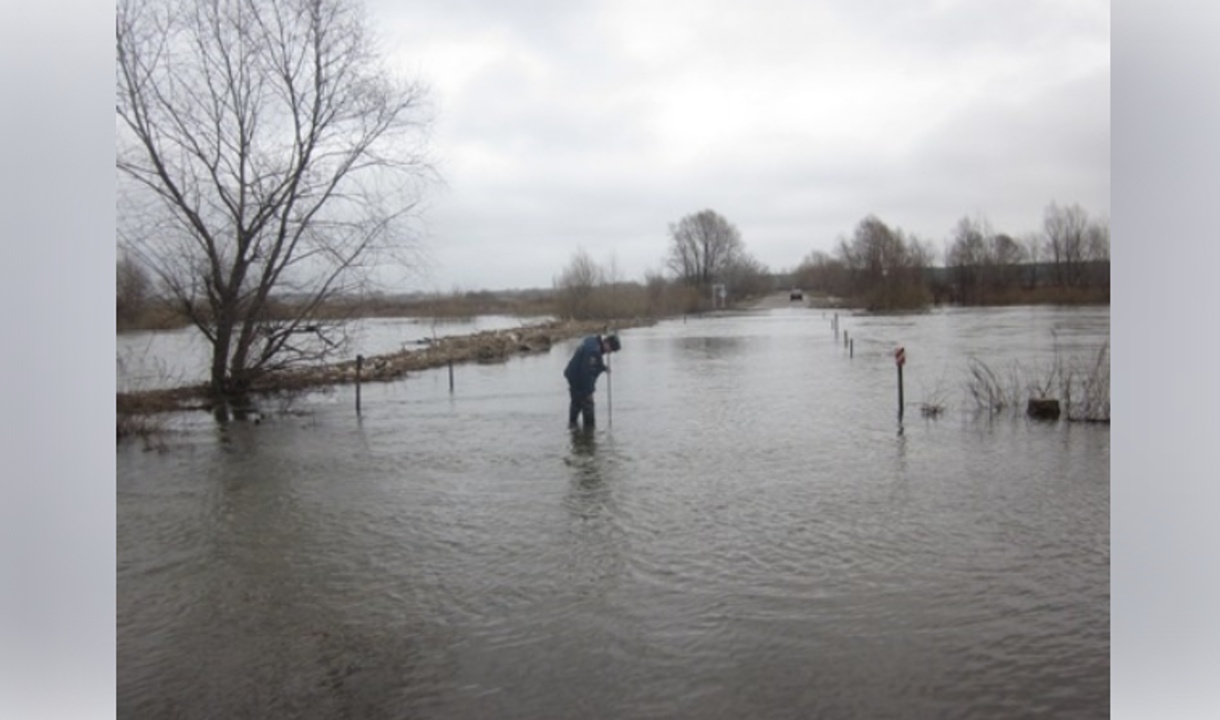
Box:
[564,333,620,429]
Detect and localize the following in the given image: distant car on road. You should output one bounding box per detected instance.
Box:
[789,288,803,301]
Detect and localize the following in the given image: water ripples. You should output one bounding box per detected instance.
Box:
[119,306,1109,718]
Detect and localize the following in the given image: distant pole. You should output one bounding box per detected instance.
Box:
[355,354,364,416]
[850,338,854,358]
[448,359,454,393]
[895,347,906,422]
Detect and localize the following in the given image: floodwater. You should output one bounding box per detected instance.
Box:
[117,305,1110,719]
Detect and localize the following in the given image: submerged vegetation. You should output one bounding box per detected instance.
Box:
[964,342,1110,423]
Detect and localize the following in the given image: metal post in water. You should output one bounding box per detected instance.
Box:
[356,354,364,416]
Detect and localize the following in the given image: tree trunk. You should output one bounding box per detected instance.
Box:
[209,318,234,396]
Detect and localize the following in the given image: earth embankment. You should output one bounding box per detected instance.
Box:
[117,317,652,414]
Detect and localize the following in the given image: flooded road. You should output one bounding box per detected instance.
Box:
[118,305,1109,718]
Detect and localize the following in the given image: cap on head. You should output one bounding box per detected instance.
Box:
[604,334,621,352]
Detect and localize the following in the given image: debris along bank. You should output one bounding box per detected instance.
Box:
[118,318,651,414]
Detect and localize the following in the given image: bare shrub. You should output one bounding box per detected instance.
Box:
[1060,342,1110,422]
[965,358,1017,413]
[918,369,952,418]
[964,343,1109,423]
[557,251,696,320]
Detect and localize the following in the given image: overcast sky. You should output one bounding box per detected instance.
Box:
[367,0,1110,292]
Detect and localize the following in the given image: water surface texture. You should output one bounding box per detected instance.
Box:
[118,306,1109,719]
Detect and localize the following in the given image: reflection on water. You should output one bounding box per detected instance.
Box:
[119,305,1109,719]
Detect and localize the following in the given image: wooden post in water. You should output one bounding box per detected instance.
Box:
[894,347,906,422]
[355,354,364,416]
[898,364,904,422]
[850,338,854,358]
[448,359,455,393]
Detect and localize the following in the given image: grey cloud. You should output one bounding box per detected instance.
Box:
[372,0,1108,289]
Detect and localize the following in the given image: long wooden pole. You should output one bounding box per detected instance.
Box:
[606,348,613,426]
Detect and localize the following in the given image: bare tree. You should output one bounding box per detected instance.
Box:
[1022,232,1043,289]
[947,215,991,304]
[946,216,1029,302]
[905,234,936,293]
[720,252,771,298]
[116,0,434,396]
[116,252,152,329]
[665,209,744,289]
[906,235,937,271]
[1086,218,1109,261]
[553,248,604,320]
[990,233,1025,292]
[1043,202,1090,288]
[795,249,849,297]
[1084,217,1110,290]
[840,216,901,287]
[837,215,928,309]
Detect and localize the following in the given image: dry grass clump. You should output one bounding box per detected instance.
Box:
[917,372,951,418]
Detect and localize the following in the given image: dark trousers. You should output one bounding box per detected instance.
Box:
[569,391,595,427]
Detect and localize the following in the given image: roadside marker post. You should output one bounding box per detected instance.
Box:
[895,346,906,422]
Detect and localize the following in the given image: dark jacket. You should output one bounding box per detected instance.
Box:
[564,335,607,398]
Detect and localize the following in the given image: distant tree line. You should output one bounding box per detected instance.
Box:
[794,202,1109,309]
[791,216,934,310]
[120,200,1110,333]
